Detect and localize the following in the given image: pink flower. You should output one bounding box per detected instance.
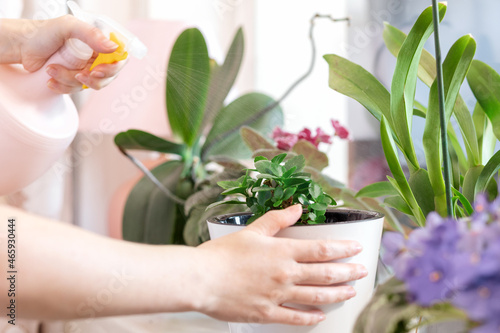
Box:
[315,128,333,145]
[331,120,350,140]
[271,127,298,151]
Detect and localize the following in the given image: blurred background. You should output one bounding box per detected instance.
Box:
[1,0,499,331]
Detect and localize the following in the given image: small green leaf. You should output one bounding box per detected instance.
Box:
[271,153,287,165]
[284,155,306,173]
[309,182,322,200]
[451,187,473,216]
[283,187,296,200]
[221,187,247,196]
[255,160,273,175]
[251,186,273,192]
[310,203,327,211]
[217,180,241,190]
[274,186,284,200]
[298,194,309,206]
[254,156,268,163]
[257,191,272,206]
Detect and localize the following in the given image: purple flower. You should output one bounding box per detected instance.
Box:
[453,276,500,322]
[471,318,500,333]
[382,232,406,266]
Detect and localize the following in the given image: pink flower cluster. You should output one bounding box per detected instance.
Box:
[271,119,350,151]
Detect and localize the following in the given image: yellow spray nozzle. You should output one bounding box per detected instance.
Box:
[82,32,128,89]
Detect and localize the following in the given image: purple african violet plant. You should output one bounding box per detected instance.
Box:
[382,193,500,332]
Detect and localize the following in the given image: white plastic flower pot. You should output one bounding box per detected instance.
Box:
[207,209,384,333]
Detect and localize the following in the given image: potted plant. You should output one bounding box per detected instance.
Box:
[206,153,384,333]
[323,2,500,331]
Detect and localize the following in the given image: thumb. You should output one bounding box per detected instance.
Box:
[57,15,118,54]
[245,205,302,236]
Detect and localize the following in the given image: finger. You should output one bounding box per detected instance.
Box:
[297,263,368,285]
[246,205,302,236]
[46,78,83,94]
[55,15,118,54]
[75,72,115,90]
[249,306,325,326]
[46,65,84,88]
[286,285,356,305]
[292,239,362,262]
[89,59,128,79]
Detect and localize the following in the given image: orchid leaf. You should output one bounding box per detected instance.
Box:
[408,168,435,217]
[324,54,391,123]
[202,93,283,160]
[475,150,500,198]
[166,28,210,147]
[384,196,413,217]
[451,187,473,216]
[114,130,187,156]
[202,28,244,131]
[423,34,476,216]
[390,3,446,173]
[462,165,484,204]
[468,60,500,141]
[355,181,398,198]
[380,117,425,225]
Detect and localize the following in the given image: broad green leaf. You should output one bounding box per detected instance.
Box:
[271,153,287,165]
[380,117,425,226]
[123,161,185,244]
[384,23,479,165]
[408,168,435,217]
[355,181,398,198]
[114,130,186,156]
[462,165,484,204]
[468,60,500,141]
[324,54,390,122]
[309,182,322,200]
[166,28,210,147]
[202,28,244,131]
[451,187,473,216]
[423,34,476,216]
[475,150,500,197]
[390,3,446,173]
[384,196,413,216]
[291,140,329,171]
[383,22,436,86]
[202,93,283,160]
[240,126,276,152]
[255,160,273,175]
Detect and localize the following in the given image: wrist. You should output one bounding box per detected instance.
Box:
[0,19,24,64]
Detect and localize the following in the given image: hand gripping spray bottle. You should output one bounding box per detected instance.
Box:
[0,2,147,195]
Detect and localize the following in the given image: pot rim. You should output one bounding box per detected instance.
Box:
[207,208,384,226]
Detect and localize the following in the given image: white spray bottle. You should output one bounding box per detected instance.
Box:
[0,2,147,196]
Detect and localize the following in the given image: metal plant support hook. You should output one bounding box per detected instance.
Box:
[431,0,453,217]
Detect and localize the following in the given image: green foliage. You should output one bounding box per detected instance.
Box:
[325,3,500,225]
[208,153,336,224]
[115,27,283,245]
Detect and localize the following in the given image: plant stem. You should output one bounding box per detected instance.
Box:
[431,0,453,217]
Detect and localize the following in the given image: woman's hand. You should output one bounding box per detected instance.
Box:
[1,15,127,93]
[194,205,368,326]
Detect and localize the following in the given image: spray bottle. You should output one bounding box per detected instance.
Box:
[0,1,147,195]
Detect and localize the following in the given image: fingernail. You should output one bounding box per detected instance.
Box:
[346,287,356,298]
[358,266,368,278]
[352,242,363,253]
[46,66,57,77]
[90,71,105,78]
[104,39,119,49]
[75,73,86,83]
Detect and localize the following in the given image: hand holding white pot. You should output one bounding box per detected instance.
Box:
[195,204,368,326]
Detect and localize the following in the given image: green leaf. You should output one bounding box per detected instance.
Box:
[254,156,268,163]
[355,181,398,198]
[283,187,296,200]
[380,117,425,225]
[309,182,322,200]
[202,28,244,131]
[468,60,500,141]
[390,3,447,172]
[221,187,247,196]
[451,187,473,216]
[384,196,413,216]
[273,186,284,200]
[114,130,187,156]
[462,165,484,204]
[310,202,328,211]
[383,22,436,86]
[475,150,500,197]
[271,153,287,165]
[284,155,306,173]
[298,194,309,206]
[123,161,185,244]
[251,186,273,192]
[166,28,210,147]
[202,93,283,160]
[324,54,390,123]
[255,160,273,175]
[240,126,276,152]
